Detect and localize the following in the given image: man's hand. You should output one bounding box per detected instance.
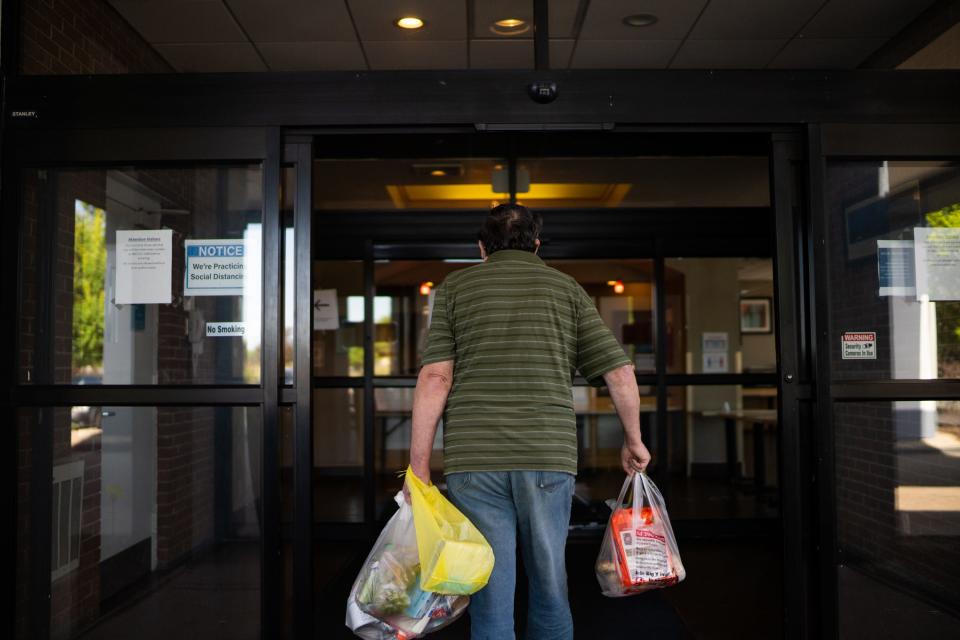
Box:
[403,464,431,504]
[621,439,651,475]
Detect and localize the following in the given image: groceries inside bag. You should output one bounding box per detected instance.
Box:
[595,472,686,597]
[346,491,469,639]
[405,467,495,595]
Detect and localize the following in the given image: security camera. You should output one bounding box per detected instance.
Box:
[528,81,558,104]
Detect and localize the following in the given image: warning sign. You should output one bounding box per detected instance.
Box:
[841,332,877,360]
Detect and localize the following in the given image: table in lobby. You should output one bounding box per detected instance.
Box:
[699,408,778,493]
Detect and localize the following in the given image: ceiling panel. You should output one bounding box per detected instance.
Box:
[769,38,888,68]
[571,40,681,69]
[364,41,467,69]
[472,0,533,39]
[801,0,938,39]
[549,0,581,38]
[154,43,267,72]
[227,0,357,42]
[671,39,786,68]
[550,39,576,69]
[689,0,822,39]
[258,42,367,71]
[579,0,708,40]
[109,1,246,43]
[348,0,466,41]
[470,40,533,69]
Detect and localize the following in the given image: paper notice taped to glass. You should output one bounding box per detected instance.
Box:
[914,227,960,301]
[115,229,173,304]
[877,239,915,297]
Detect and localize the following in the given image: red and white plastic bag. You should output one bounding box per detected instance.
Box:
[595,472,686,597]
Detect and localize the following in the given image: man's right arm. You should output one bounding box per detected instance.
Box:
[603,364,652,475]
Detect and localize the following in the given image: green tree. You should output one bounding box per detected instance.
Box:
[73,201,106,373]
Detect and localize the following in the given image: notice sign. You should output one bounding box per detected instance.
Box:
[841,331,877,360]
[877,240,915,297]
[184,239,245,296]
[206,322,246,337]
[116,229,173,304]
[313,289,340,330]
[914,227,960,301]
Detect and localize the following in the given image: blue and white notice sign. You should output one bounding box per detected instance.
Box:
[184,239,246,296]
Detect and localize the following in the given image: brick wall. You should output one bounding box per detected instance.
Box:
[21,0,172,74]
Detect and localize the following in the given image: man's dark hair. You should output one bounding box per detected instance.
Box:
[478,204,543,254]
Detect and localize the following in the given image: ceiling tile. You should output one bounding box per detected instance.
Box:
[109,1,246,43]
[801,0,938,39]
[473,0,533,39]
[671,39,786,68]
[549,0,581,38]
[226,1,357,42]
[348,0,466,41]
[571,40,681,69]
[689,0,822,39]
[153,43,267,72]
[364,41,467,69]
[769,38,888,69]
[258,42,367,71]
[470,40,533,69]
[550,39,576,69]
[579,0,708,40]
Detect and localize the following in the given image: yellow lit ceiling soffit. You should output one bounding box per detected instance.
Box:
[385,183,632,209]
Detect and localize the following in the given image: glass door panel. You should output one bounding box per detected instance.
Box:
[19,165,264,386]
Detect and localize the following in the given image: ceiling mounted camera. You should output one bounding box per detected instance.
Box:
[528,81,558,104]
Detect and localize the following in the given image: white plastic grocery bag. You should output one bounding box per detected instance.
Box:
[346,492,469,639]
[595,472,686,597]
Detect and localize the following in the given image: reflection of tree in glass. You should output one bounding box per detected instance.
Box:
[73,201,106,375]
[925,203,960,378]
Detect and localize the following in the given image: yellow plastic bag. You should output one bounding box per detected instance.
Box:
[405,467,495,595]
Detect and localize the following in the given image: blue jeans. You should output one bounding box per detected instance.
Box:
[446,471,575,640]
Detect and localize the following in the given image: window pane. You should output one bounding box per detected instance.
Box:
[548,260,656,373]
[17,406,261,639]
[282,166,295,385]
[19,166,264,385]
[835,400,960,635]
[375,387,417,515]
[666,386,779,521]
[826,161,960,380]
[313,261,364,377]
[373,260,471,376]
[664,258,777,375]
[313,389,365,522]
[570,383,658,529]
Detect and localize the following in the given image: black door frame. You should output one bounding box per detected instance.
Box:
[807,123,960,640]
[298,126,807,639]
[5,127,283,640]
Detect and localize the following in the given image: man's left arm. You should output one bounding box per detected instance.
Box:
[409,359,454,486]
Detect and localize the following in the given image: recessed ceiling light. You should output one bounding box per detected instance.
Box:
[622,14,658,27]
[395,17,424,30]
[490,18,530,36]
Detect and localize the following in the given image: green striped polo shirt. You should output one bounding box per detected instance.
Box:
[421,249,631,475]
